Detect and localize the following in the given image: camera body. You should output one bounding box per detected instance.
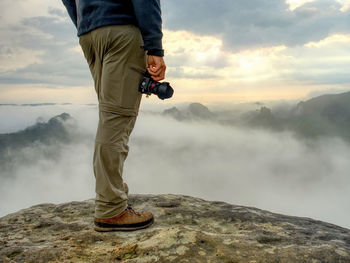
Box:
[139,71,174,100]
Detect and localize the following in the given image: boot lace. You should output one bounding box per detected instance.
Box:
[127,205,141,216]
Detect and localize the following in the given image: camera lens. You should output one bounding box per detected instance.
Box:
[157,82,174,100]
[138,73,174,100]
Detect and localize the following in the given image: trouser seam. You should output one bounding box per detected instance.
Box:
[94,141,129,148]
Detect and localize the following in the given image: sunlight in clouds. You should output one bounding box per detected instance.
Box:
[163,29,224,67]
[164,30,287,82]
[305,33,350,47]
[286,0,316,10]
[286,0,350,11]
[161,28,350,104]
[227,46,288,82]
[0,49,43,71]
[336,0,350,11]
[164,30,222,55]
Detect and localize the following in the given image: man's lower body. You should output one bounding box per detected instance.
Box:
[79,24,153,231]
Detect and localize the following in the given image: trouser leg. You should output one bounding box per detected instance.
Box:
[93,110,137,218]
[79,25,146,219]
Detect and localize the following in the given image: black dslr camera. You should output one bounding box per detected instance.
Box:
[139,71,174,100]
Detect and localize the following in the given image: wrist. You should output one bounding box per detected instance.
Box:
[147,49,164,57]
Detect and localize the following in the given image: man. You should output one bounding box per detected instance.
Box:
[62,0,166,231]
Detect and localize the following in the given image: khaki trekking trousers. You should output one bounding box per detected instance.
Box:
[79,25,146,219]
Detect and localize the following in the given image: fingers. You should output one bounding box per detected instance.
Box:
[147,55,166,81]
[148,66,166,80]
[148,61,164,76]
[148,65,163,76]
[150,68,165,81]
[148,67,165,81]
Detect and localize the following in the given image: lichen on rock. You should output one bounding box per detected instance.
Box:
[1,194,350,262]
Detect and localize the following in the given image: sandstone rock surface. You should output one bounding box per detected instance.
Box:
[1,194,350,263]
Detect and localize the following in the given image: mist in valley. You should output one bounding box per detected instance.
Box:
[0,95,350,229]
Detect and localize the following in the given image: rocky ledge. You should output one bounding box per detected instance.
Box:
[1,194,350,263]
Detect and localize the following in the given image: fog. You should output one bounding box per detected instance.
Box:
[0,104,349,229]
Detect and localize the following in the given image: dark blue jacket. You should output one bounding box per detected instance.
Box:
[62,0,164,56]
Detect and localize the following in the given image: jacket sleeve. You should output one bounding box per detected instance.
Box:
[131,0,164,57]
[62,0,78,28]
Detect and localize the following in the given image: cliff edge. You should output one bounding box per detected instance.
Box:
[1,194,350,262]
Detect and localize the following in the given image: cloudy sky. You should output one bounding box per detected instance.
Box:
[1,0,350,105]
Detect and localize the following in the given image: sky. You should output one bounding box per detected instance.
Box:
[0,0,350,105]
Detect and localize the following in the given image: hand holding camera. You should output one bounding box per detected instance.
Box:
[139,55,174,100]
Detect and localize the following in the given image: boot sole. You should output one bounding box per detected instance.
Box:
[94,217,154,232]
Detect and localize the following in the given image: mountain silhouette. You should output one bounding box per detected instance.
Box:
[162,103,214,121]
[162,107,185,121]
[187,103,215,120]
[288,91,350,139]
[162,91,350,141]
[0,113,74,154]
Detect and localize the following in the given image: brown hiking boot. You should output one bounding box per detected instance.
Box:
[94,206,154,232]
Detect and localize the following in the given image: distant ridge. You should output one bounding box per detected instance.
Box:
[162,102,214,121]
[0,113,74,154]
[162,91,350,141]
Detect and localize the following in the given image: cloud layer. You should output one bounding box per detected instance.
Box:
[1,105,350,230]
